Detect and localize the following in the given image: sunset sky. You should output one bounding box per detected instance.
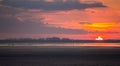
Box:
[0,0,120,40]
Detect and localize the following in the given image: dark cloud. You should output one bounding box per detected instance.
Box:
[79,22,91,24]
[0,0,106,11]
[0,5,24,13]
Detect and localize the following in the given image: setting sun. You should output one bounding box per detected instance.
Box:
[96,36,103,40]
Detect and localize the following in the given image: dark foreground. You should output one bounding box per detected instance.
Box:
[0,46,120,66]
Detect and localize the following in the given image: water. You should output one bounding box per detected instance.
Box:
[1,43,120,47]
[0,43,120,66]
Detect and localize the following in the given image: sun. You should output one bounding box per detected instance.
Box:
[96,36,103,40]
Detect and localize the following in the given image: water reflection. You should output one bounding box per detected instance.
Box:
[0,43,120,47]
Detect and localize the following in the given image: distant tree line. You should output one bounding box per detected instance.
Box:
[0,37,120,43]
[0,37,73,43]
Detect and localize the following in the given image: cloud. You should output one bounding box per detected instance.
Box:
[0,14,88,34]
[79,22,91,24]
[0,6,88,34]
[0,0,106,11]
[85,8,120,22]
[0,5,26,18]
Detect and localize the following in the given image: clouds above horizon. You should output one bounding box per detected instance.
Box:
[0,0,106,11]
[0,0,107,34]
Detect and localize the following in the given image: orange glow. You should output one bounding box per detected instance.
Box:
[96,36,103,40]
[84,23,116,31]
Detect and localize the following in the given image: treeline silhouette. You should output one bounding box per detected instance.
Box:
[0,37,120,43]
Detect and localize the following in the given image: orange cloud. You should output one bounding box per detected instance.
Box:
[97,0,120,10]
[83,23,119,31]
[41,10,89,29]
[85,8,120,22]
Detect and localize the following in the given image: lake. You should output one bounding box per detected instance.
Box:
[0,43,120,66]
